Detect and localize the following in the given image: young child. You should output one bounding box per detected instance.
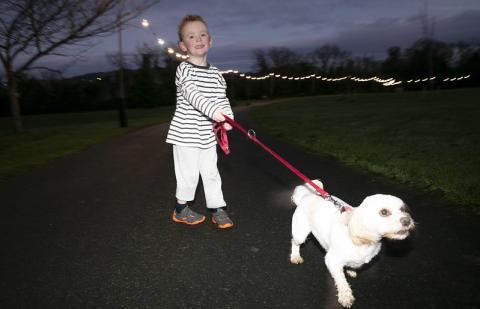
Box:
[166,15,234,229]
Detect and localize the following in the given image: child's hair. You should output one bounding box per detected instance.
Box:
[177,15,208,42]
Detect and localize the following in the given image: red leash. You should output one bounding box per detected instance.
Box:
[214,115,335,198]
[214,115,352,211]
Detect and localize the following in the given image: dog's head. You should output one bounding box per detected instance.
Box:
[347,194,415,246]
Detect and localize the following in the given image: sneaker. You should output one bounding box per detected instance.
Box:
[211,208,234,229]
[172,206,206,225]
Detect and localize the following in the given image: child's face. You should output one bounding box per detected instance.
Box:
[179,21,212,58]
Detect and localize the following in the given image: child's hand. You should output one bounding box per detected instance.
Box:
[212,109,226,122]
[223,123,232,131]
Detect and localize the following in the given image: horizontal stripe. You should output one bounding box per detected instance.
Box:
[167,61,233,148]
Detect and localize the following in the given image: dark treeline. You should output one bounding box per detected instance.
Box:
[230,39,479,100]
[0,38,479,116]
[0,44,178,117]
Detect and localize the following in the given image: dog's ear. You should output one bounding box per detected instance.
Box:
[347,212,378,246]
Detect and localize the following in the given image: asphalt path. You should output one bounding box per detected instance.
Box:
[1,109,478,309]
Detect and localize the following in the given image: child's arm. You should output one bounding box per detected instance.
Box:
[176,63,224,121]
[214,98,233,130]
[213,73,234,127]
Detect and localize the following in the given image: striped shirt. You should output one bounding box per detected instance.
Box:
[166,61,234,148]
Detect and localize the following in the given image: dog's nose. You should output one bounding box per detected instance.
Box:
[400,217,411,227]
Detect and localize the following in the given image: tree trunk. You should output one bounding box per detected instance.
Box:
[117,22,128,127]
[269,77,275,98]
[7,68,23,132]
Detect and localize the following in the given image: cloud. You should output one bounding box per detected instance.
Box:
[286,10,480,59]
[12,0,478,76]
[206,8,480,73]
[435,10,480,43]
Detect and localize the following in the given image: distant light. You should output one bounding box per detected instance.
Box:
[157,38,165,45]
[96,77,102,81]
[142,19,149,28]
[167,48,174,54]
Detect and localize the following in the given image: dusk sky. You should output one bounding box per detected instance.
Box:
[37,0,480,77]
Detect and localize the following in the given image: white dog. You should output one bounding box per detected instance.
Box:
[290,180,415,308]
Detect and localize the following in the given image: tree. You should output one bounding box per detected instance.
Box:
[311,44,350,74]
[267,47,300,72]
[381,46,405,78]
[132,43,163,69]
[130,43,162,108]
[454,43,480,73]
[0,0,158,131]
[405,39,453,78]
[253,49,270,73]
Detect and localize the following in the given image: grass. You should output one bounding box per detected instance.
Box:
[0,106,174,182]
[1,89,479,211]
[249,88,480,210]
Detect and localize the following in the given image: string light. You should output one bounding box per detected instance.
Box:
[220,70,471,87]
[140,18,472,87]
[141,18,188,60]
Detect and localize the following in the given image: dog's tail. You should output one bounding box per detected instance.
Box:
[291,179,324,206]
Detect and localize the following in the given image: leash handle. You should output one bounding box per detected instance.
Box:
[213,122,230,155]
[221,114,330,198]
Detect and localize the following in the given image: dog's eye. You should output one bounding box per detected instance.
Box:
[380,209,391,217]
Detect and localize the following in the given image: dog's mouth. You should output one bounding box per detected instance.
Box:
[384,229,411,239]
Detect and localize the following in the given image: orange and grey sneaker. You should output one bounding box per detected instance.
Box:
[211,208,234,229]
[172,206,206,225]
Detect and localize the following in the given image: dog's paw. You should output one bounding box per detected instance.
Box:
[346,270,357,278]
[290,255,304,264]
[338,288,355,308]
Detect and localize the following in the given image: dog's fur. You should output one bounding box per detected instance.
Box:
[290,180,415,308]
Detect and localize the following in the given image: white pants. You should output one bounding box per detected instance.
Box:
[173,145,226,209]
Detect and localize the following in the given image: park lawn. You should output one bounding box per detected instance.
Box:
[0,107,174,182]
[249,88,480,210]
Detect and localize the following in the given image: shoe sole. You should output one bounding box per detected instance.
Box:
[212,217,233,229]
[172,211,206,225]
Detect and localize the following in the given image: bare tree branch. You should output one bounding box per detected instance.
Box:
[1,0,158,74]
[0,0,159,131]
